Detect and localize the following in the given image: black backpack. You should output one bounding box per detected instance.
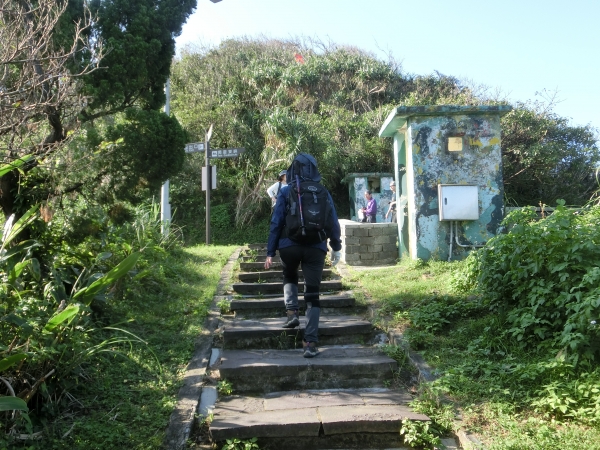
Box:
[285,180,333,244]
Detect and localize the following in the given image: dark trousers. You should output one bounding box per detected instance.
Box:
[279,246,325,343]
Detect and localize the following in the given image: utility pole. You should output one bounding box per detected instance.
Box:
[161,0,223,237]
[160,77,171,235]
[205,125,213,244]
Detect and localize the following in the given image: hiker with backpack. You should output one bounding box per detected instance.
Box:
[264,153,342,358]
[267,170,287,207]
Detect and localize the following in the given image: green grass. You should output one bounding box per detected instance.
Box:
[346,258,600,449]
[344,258,457,305]
[463,403,600,450]
[32,245,236,450]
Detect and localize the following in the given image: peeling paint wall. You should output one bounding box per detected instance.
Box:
[405,114,504,261]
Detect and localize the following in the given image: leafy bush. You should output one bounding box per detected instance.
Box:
[399,419,441,448]
[407,385,455,446]
[218,379,233,396]
[222,437,260,450]
[454,202,600,362]
[530,363,600,424]
[0,199,182,443]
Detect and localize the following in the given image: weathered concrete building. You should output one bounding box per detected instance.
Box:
[344,173,394,224]
[379,105,512,261]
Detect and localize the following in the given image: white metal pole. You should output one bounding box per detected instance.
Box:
[160,78,171,235]
[205,135,211,245]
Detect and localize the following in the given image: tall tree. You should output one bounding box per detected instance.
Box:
[0,0,194,219]
[502,101,599,206]
[0,0,97,216]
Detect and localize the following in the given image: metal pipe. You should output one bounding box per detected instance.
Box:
[454,221,486,250]
[205,136,210,245]
[448,220,454,261]
[160,78,171,236]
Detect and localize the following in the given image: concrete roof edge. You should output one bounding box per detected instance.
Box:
[378,104,513,137]
[342,173,394,183]
[378,107,405,137]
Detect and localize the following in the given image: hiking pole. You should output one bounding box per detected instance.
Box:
[296,175,306,236]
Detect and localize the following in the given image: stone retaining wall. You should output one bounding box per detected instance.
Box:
[339,219,398,266]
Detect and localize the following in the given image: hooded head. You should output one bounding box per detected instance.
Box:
[286,153,321,183]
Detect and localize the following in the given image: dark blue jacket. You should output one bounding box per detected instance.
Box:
[267,185,342,257]
[266,153,342,257]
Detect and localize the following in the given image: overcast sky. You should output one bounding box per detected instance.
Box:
[175,0,600,135]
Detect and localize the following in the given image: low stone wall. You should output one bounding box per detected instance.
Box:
[339,219,398,266]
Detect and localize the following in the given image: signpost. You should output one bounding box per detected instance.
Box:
[210,147,245,159]
[204,125,213,245]
[186,125,245,245]
[185,142,205,153]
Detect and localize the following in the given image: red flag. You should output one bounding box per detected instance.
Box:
[294,53,305,64]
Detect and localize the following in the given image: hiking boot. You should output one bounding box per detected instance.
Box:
[282,310,299,328]
[303,340,319,358]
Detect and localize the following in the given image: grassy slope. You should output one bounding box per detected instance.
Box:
[345,259,600,450]
[37,245,236,450]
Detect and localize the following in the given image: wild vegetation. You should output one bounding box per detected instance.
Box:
[501,101,599,206]
[0,187,234,447]
[348,200,600,449]
[169,37,488,231]
[0,0,221,447]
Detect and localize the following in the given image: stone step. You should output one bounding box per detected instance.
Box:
[241,254,334,264]
[222,315,374,349]
[216,346,398,394]
[232,280,343,295]
[237,269,333,282]
[241,255,279,262]
[208,388,428,447]
[229,293,358,318]
[247,243,268,250]
[239,261,333,271]
[239,261,282,271]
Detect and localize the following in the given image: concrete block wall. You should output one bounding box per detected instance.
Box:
[339,219,398,266]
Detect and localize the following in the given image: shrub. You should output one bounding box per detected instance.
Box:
[455,202,600,362]
[0,200,177,442]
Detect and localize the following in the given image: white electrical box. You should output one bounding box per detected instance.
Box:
[438,185,479,221]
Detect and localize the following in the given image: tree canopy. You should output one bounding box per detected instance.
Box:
[501,101,599,206]
[0,0,193,219]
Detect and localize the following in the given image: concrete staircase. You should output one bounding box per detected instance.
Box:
[204,244,441,449]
